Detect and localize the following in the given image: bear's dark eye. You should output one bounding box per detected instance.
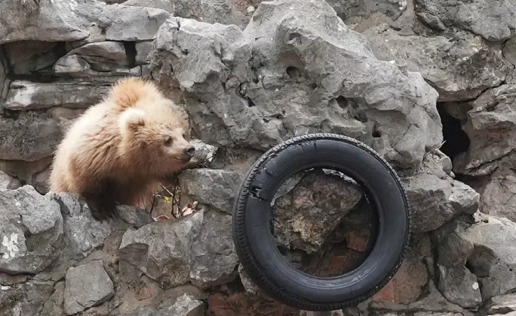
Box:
[182,133,186,138]
[163,136,173,146]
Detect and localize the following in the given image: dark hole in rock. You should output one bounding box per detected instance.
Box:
[336,96,348,108]
[437,103,470,161]
[247,98,256,107]
[288,32,301,42]
[123,41,137,68]
[372,130,381,138]
[286,66,301,81]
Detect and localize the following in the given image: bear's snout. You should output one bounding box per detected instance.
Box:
[184,146,195,157]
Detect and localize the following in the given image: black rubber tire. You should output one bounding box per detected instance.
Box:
[232,133,411,311]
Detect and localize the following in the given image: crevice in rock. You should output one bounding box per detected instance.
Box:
[122,41,137,68]
[437,103,470,161]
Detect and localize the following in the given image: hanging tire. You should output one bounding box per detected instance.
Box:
[232,133,411,311]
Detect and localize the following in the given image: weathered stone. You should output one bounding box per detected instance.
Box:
[461,213,516,300]
[454,85,516,175]
[51,193,112,259]
[149,0,442,171]
[136,41,153,65]
[115,204,154,228]
[4,80,112,110]
[0,110,63,161]
[124,0,237,26]
[63,259,114,315]
[127,306,159,316]
[178,169,243,214]
[363,25,511,102]
[0,0,170,45]
[437,265,482,308]
[300,311,344,316]
[0,170,21,190]
[158,293,204,316]
[372,236,430,304]
[473,169,516,222]
[432,219,474,269]
[480,293,516,315]
[272,169,362,253]
[0,0,89,44]
[325,0,408,22]
[57,41,129,73]
[505,37,516,66]
[403,173,479,233]
[40,281,65,316]
[3,41,59,75]
[189,210,238,288]
[190,139,219,166]
[0,185,63,274]
[414,0,516,41]
[0,157,53,187]
[119,211,204,288]
[0,280,54,316]
[0,50,8,103]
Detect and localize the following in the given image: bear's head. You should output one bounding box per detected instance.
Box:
[118,100,195,175]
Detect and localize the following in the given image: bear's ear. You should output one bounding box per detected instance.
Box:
[119,108,146,135]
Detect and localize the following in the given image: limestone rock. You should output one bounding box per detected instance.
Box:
[437,265,482,308]
[63,260,115,315]
[414,0,516,41]
[325,0,408,22]
[0,170,21,190]
[272,169,362,253]
[40,281,65,316]
[475,169,516,223]
[119,211,204,288]
[149,0,443,171]
[238,264,260,295]
[363,25,511,102]
[480,293,516,315]
[0,280,54,316]
[454,85,516,175]
[0,110,62,161]
[403,173,479,233]
[0,185,63,274]
[115,204,154,228]
[504,37,516,66]
[158,293,204,316]
[4,80,111,110]
[0,0,170,45]
[462,213,516,300]
[56,41,129,73]
[52,193,112,259]
[0,50,8,102]
[178,169,243,214]
[189,210,238,288]
[3,41,59,75]
[136,41,153,65]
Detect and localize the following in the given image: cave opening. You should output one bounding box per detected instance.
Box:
[437,103,470,161]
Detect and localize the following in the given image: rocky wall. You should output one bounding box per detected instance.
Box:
[0,0,516,315]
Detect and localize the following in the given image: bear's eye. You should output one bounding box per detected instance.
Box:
[163,136,173,147]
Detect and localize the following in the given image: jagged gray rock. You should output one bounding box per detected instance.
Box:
[272,169,362,253]
[178,169,243,214]
[437,265,482,308]
[136,41,153,65]
[325,0,408,22]
[58,41,129,72]
[403,172,479,233]
[363,25,511,102]
[505,37,516,66]
[475,169,516,223]
[158,293,205,316]
[63,259,115,315]
[480,293,516,315]
[52,193,112,259]
[4,80,111,110]
[149,0,443,171]
[0,280,54,316]
[0,50,8,102]
[3,41,59,75]
[0,0,170,45]
[454,85,516,176]
[0,110,63,161]
[0,185,63,274]
[119,211,204,288]
[189,210,238,288]
[0,170,21,190]
[462,213,516,300]
[414,0,516,41]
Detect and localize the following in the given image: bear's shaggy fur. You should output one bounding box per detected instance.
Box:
[49,77,196,221]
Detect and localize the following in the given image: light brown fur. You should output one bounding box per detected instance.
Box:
[49,77,195,220]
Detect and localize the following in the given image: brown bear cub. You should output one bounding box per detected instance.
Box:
[49,77,195,221]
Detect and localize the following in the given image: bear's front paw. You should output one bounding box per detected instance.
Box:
[85,197,116,222]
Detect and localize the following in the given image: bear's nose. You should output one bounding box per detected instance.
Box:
[185,146,195,156]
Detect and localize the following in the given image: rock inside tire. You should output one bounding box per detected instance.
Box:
[232,133,412,311]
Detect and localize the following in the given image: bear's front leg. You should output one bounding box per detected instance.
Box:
[83,178,117,221]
